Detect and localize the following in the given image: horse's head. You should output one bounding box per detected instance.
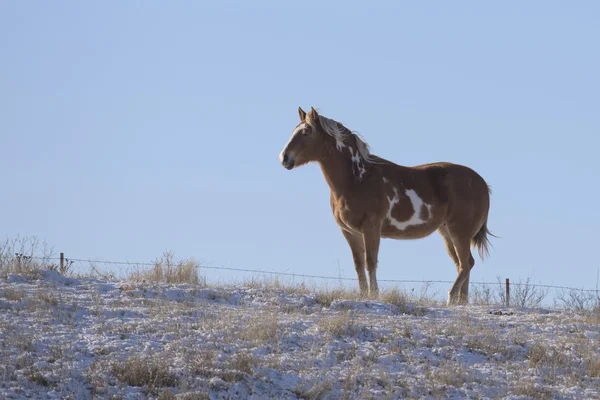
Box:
[279,107,333,170]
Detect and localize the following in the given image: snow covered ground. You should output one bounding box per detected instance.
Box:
[1,270,599,399]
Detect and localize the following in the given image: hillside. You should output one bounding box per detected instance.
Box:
[1,270,599,399]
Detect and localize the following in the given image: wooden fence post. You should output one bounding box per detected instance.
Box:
[60,253,64,272]
[506,278,510,308]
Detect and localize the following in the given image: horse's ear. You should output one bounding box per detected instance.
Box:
[298,107,306,121]
[308,107,318,120]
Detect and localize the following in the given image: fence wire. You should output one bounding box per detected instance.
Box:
[24,255,600,294]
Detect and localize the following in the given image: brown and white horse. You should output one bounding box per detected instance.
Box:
[279,107,495,305]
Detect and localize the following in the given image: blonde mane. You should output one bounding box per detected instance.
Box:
[307,114,375,164]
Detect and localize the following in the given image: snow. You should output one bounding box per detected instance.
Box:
[1,270,599,399]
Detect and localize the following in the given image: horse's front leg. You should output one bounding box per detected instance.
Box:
[362,218,382,298]
[340,228,368,296]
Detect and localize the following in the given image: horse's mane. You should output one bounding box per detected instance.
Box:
[307,113,376,164]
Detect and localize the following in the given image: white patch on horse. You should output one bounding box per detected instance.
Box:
[383,177,389,183]
[279,123,306,162]
[349,147,360,164]
[385,188,431,231]
[336,139,346,151]
[358,166,366,179]
[349,147,366,180]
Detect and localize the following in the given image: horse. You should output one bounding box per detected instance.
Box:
[278,106,495,305]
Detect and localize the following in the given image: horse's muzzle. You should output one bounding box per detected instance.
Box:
[281,154,295,170]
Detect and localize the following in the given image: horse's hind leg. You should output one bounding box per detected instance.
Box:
[447,235,476,305]
[440,226,470,305]
[439,225,460,269]
[340,228,368,296]
[459,254,475,303]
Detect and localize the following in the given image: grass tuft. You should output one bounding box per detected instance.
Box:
[112,352,178,394]
[128,251,203,285]
[318,310,360,337]
[0,236,56,278]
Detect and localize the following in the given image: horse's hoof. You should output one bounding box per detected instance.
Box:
[447,293,455,306]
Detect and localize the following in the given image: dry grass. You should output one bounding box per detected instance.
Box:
[235,278,439,316]
[511,276,550,308]
[432,361,471,388]
[39,291,59,306]
[465,328,520,360]
[470,277,554,309]
[157,389,177,400]
[554,288,600,311]
[4,330,36,352]
[184,347,256,384]
[582,308,600,325]
[527,343,569,370]
[186,348,217,372]
[292,378,335,400]
[85,358,113,396]
[177,394,209,400]
[585,356,600,378]
[112,352,178,395]
[227,352,256,375]
[513,381,553,400]
[2,286,25,301]
[379,287,408,309]
[240,275,313,296]
[312,285,433,315]
[237,311,280,342]
[0,236,56,278]
[382,287,431,316]
[314,287,360,308]
[128,251,203,285]
[14,353,35,370]
[24,367,52,387]
[318,310,360,337]
[469,282,499,306]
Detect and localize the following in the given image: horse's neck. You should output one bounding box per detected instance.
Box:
[318,147,368,196]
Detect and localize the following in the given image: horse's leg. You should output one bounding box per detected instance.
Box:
[362,220,382,298]
[341,228,368,296]
[447,236,475,305]
[438,225,460,270]
[458,254,475,304]
[440,226,471,305]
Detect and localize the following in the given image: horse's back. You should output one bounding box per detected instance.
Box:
[415,162,488,190]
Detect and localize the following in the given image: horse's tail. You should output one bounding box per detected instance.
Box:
[472,184,496,260]
[472,216,496,261]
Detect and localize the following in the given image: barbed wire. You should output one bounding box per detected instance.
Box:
[20,255,599,294]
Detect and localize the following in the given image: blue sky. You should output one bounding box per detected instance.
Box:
[1,2,599,293]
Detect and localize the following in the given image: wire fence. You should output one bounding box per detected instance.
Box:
[29,255,600,292]
[28,255,598,292]
[5,253,600,310]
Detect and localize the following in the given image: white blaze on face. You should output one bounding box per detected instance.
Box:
[385,187,432,231]
[279,123,307,163]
